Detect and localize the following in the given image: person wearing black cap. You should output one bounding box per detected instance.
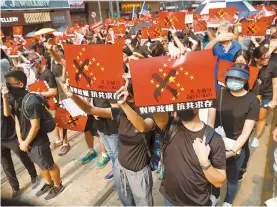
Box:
[4,70,64,201]
[208,63,260,206]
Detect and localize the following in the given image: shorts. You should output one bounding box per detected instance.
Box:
[261,99,271,108]
[28,142,54,170]
[84,115,98,136]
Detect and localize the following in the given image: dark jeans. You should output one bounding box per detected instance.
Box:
[212,149,246,204]
[1,139,37,190]
[241,143,250,170]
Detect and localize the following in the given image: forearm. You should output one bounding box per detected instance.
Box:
[272,78,277,102]
[15,118,23,142]
[41,88,57,97]
[205,38,218,50]
[172,35,186,53]
[120,103,148,132]
[49,48,62,64]
[2,98,11,117]
[191,40,199,51]
[231,133,250,153]
[71,94,93,114]
[202,166,226,187]
[24,126,40,145]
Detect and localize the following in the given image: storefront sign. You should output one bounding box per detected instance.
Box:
[51,11,70,27]
[24,12,51,24]
[1,0,69,10]
[0,12,24,26]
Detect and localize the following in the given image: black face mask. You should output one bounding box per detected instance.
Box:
[177,110,196,121]
[6,83,26,99]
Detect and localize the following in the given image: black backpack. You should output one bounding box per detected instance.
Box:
[22,93,56,134]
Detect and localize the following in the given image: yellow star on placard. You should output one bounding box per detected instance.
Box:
[77,56,80,60]
[180,67,184,71]
[79,60,83,64]
[87,84,90,87]
[181,87,184,91]
[93,77,97,80]
[92,58,95,62]
[176,71,179,75]
[96,62,100,66]
[163,63,167,68]
[163,72,167,77]
[156,84,160,88]
[150,79,154,84]
[190,76,194,80]
[90,72,93,76]
[89,61,92,65]
[169,76,175,83]
[73,65,76,68]
[184,71,189,76]
[82,47,86,52]
[75,69,78,73]
[161,88,164,92]
[101,67,104,71]
[172,97,176,100]
[176,83,180,87]
[84,65,89,71]
[168,58,172,62]
[159,68,163,73]
[79,52,83,56]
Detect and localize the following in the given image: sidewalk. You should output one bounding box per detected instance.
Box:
[1,118,275,206]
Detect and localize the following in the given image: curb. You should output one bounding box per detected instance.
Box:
[90,181,115,206]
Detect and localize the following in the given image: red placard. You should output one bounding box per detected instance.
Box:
[9,45,22,56]
[3,42,11,48]
[63,44,124,99]
[259,15,276,26]
[217,60,259,89]
[129,50,217,114]
[208,7,236,25]
[13,26,23,36]
[90,21,103,32]
[24,38,36,49]
[28,81,57,110]
[193,20,207,33]
[54,107,87,132]
[66,27,75,36]
[159,11,185,30]
[141,25,163,40]
[112,25,126,36]
[105,18,116,26]
[241,21,267,36]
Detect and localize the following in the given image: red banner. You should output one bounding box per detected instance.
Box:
[13,26,23,36]
[241,21,267,36]
[54,107,87,132]
[112,25,126,36]
[159,11,185,30]
[208,7,236,25]
[63,44,124,99]
[129,50,217,114]
[217,60,259,89]
[259,15,276,26]
[141,25,164,40]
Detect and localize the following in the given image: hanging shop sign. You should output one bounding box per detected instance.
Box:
[1,0,69,11]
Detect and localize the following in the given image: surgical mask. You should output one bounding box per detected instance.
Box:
[177,110,196,121]
[226,78,245,91]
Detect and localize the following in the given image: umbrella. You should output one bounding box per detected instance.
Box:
[34,28,55,36]
[129,22,152,35]
[194,0,259,17]
[25,31,36,38]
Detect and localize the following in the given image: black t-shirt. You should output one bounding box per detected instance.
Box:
[93,98,118,136]
[214,89,260,140]
[51,52,64,77]
[253,54,277,99]
[160,118,226,206]
[14,93,49,146]
[111,106,152,172]
[1,94,17,142]
[37,68,57,89]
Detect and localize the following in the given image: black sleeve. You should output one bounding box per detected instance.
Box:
[111,108,121,123]
[269,61,277,78]
[209,134,226,169]
[45,70,57,88]
[246,98,260,121]
[25,96,42,120]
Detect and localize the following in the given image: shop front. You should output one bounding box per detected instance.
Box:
[120,1,160,18]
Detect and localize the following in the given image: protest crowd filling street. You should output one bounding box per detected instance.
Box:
[1,0,277,206]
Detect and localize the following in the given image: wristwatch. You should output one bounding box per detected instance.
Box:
[200,161,212,170]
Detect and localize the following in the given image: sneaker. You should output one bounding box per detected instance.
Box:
[238,169,247,182]
[58,144,71,156]
[12,189,20,199]
[97,155,110,169]
[251,138,260,148]
[105,171,114,180]
[31,176,39,189]
[82,150,97,164]
[44,183,64,201]
[35,183,53,197]
[210,195,220,207]
[50,141,63,150]
[222,202,232,207]
[265,197,277,206]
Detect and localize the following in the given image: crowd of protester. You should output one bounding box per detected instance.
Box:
[1,8,277,207]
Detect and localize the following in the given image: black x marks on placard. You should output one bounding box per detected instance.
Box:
[66,115,79,126]
[152,69,178,102]
[74,59,92,86]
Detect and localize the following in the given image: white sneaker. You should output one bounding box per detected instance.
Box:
[222,202,232,207]
[251,138,260,148]
[210,195,220,206]
[265,197,277,206]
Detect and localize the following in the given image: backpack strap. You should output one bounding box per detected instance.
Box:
[142,133,152,159]
[204,125,215,145]
[162,117,181,152]
[21,93,34,119]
